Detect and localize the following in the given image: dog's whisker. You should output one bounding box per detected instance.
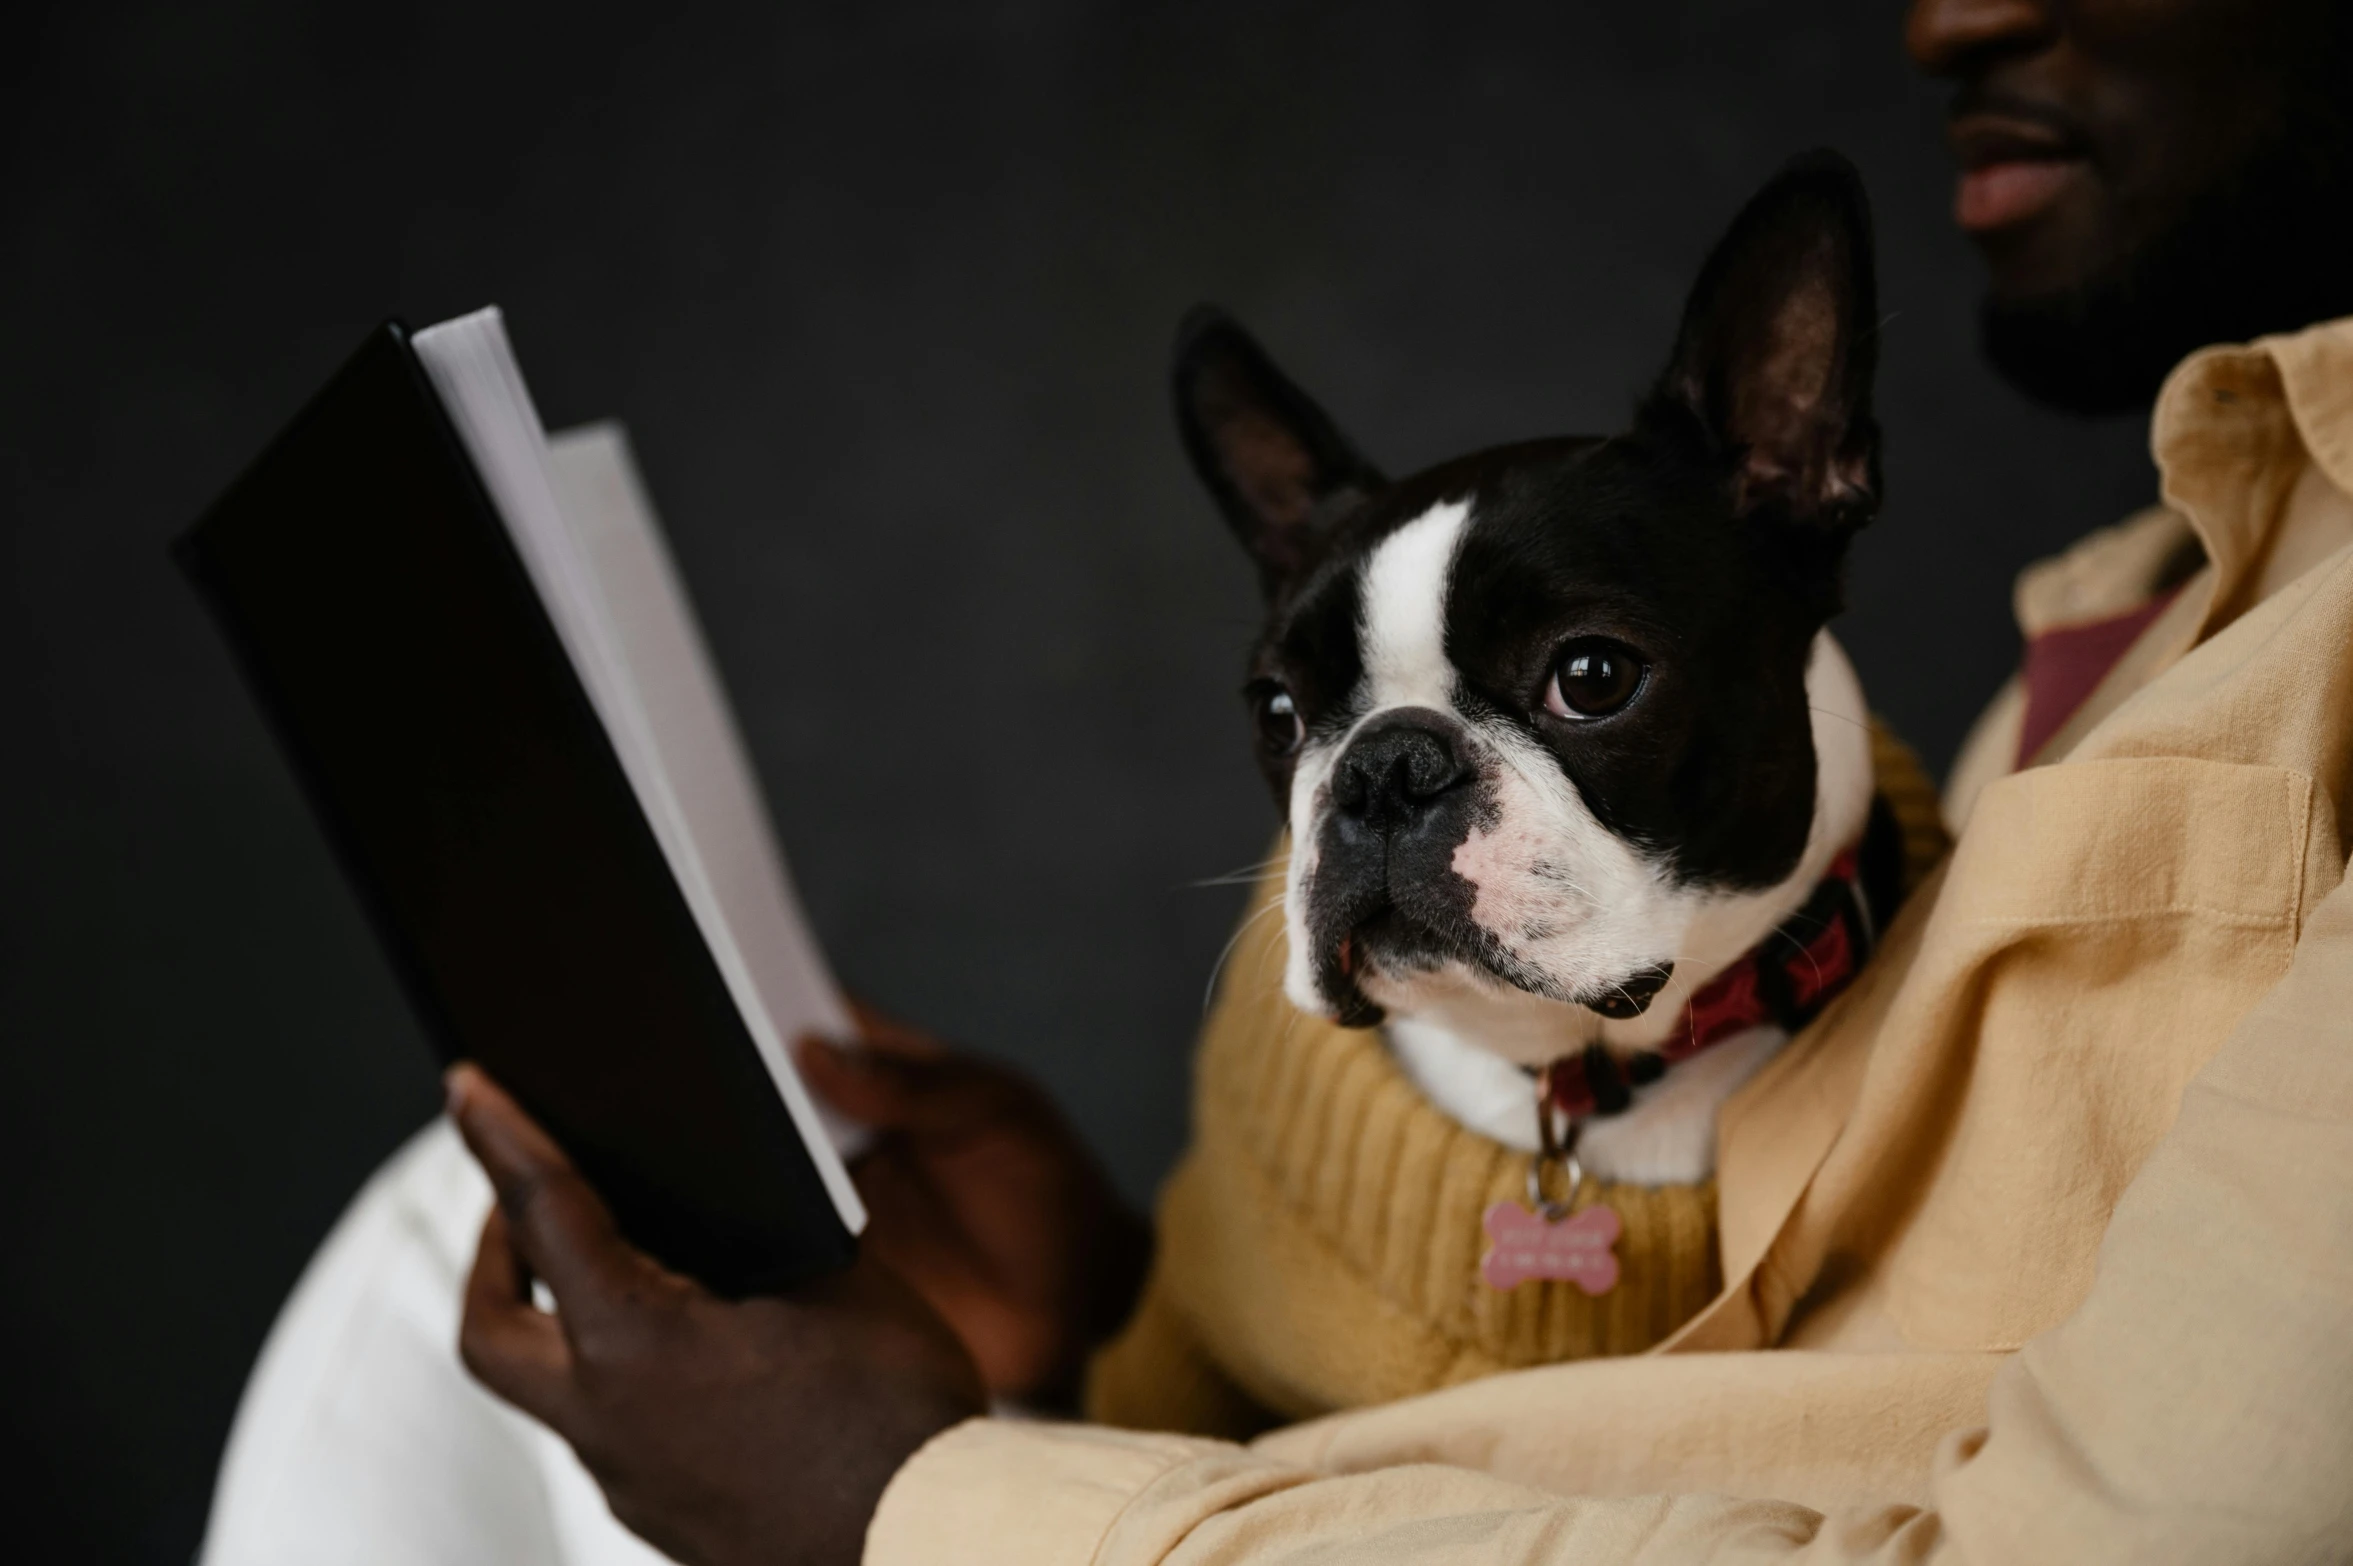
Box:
[1808,704,1871,731]
[1186,854,1291,889]
[1203,894,1289,1012]
[1766,922,1829,992]
[1252,908,1292,983]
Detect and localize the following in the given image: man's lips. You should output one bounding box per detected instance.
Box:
[1956,158,2084,232]
[1949,111,2089,233]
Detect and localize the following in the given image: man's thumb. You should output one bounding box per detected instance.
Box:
[445,1064,641,1312]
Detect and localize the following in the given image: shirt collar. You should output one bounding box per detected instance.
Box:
[2153,314,2353,643]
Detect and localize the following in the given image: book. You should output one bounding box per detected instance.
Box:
[178,309,864,1295]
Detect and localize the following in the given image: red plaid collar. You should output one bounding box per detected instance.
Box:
[1541,845,1876,1122]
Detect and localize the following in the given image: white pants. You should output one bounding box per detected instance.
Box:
[198,1121,666,1565]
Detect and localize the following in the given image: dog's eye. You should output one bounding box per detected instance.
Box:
[1251,683,1304,755]
[1546,639,1645,719]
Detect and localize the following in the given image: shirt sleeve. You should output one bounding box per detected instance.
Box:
[865,854,2353,1566]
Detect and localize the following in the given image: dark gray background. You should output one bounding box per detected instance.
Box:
[3,2,2156,1558]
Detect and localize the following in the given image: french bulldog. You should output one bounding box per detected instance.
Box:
[1175,151,1898,1186]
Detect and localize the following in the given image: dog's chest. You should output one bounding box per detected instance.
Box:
[1383,1015,1788,1185]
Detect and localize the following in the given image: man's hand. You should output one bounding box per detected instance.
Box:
[797,1006,1151,1405]
[447,1064,986,1566]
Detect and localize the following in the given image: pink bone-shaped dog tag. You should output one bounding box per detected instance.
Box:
[1480,1200,1622,1294]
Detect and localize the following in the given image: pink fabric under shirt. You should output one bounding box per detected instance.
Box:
[2015,587,2182,766]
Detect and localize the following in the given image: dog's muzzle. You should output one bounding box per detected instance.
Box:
[1307,708,1491,1023]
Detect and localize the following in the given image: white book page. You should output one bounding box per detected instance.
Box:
[410,308,866,1234]
[542,422,866,1154]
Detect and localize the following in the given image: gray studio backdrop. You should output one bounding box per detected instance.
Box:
[2,2,2155,1558]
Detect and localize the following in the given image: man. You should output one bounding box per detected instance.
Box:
[407,0,2353,1559]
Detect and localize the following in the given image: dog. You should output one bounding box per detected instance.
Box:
[1174,151,1895,1187]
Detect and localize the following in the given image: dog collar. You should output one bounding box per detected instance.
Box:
[1539,844,1879,1122]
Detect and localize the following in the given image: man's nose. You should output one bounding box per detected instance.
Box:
[1329,709,1473,834]
[1905,0,2053,76]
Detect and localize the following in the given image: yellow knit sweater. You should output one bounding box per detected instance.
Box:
[1087,725,1947,1438]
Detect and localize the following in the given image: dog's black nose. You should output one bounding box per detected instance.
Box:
[1330,709,1473,831]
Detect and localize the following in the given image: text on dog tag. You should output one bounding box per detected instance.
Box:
[1480,1200,1621,1294]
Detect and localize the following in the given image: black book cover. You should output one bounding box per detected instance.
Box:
[177,323,856,1296]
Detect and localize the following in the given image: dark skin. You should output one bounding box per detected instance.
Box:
[1910,0,2323,300]
[794,1006,1149,1404]
[1907,0,2353,411]
[447,1034,1145,1566]
[457,8,2353,1560]
[447,1061,982,1566]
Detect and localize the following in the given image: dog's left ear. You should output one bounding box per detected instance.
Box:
[1173,307,1386,597]
[1644,150,1880,536]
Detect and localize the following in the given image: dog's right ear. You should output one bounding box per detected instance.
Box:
[1642,150,1880,539]
[1174,307,1385,596]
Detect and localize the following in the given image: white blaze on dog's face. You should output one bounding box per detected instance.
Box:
[1173,154,1887,1066]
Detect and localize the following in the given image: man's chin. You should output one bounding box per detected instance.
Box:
[1979,292,2189,418]
[1975,117,2353,417]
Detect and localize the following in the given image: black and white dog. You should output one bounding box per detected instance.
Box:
[1176,153,1893,1186]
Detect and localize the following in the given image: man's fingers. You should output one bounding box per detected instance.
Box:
[848,1146,976,1270]
[847,998,949,1060]
[795,1034,1003,1133]
[458,1205,577,1428]
[445,1064,646,1323]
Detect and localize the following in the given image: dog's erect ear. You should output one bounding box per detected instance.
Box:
[1174,307,1386,595]
[1645,150,1880,533]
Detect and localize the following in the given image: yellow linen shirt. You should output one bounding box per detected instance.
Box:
[867,317,2353,1565]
